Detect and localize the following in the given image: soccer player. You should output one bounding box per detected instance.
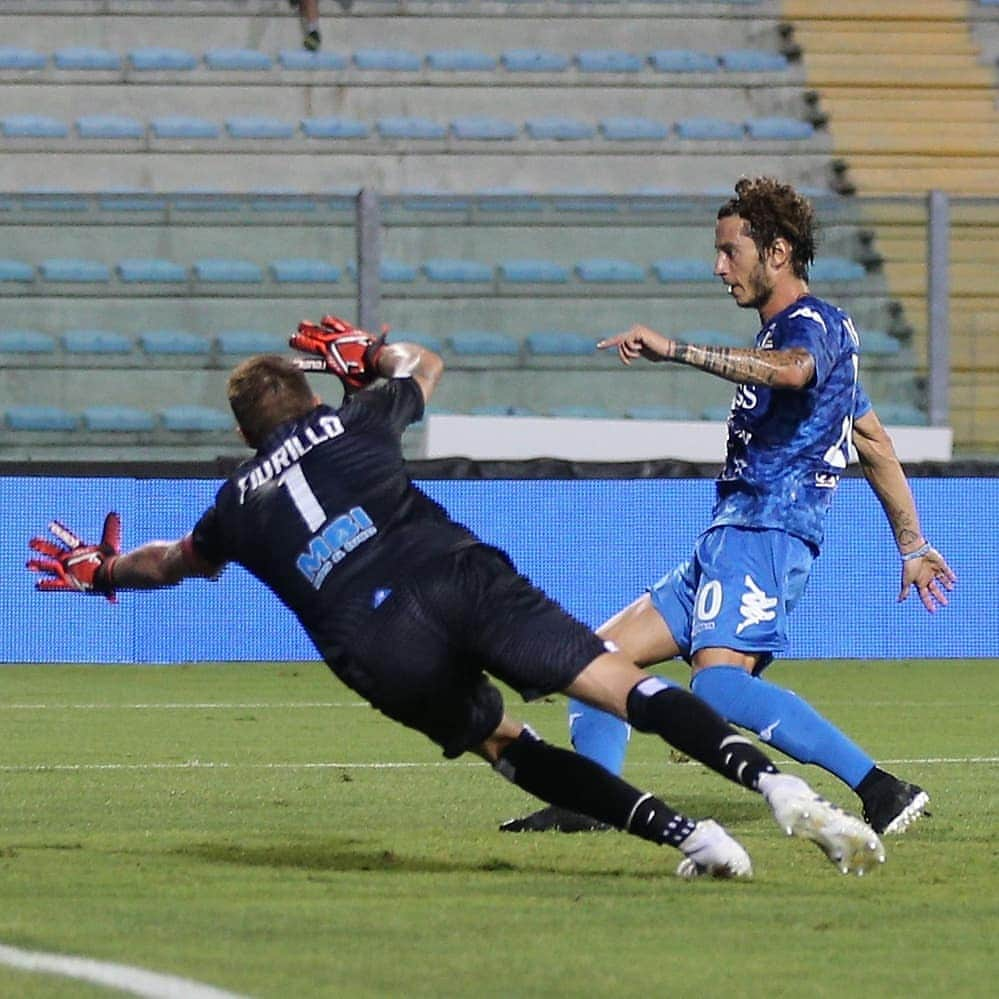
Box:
[27,317,884,879]
[502,177,956,837]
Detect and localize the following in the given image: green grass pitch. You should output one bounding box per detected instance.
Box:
[0,659,995,998]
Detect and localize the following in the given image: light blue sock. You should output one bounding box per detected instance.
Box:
[567,698,631,776]
[691,666,874,788]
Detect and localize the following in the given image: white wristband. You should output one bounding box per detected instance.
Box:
[901,542,932,562]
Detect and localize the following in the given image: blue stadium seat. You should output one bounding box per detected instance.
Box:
[353,48,422,71]
[448,331,520,356]
[76,115,145,139]
[1,115,67,138]
[575,50,643,73]
[0,47,46,70]
[0,330,55,352]
[548,404,613,419]
[675,117,744,140]
[859,330,901,356]
[346,259,418,283]
[526,332,596,356]
[41,259,111,282]
[62,330,132,354]
[278,50,348,70]
[6,405,77,431]
[575,258,646,283]
[476,189,544,213]
[720,49,789,73]
[499,259,570,284]
[204,48,272,71]
[745,116,815,140]
[151,116,220,139]
[652,258,715,282]
[128,47,198,71]
[386,331,445,352]
[160,405,233,432]
[269,259,341,283]
[301,116,369,138]
[226,116,296,139]
[525,117,595,140]
[599,116,669,141]
[810,257,867,282]
[423,259,493,283]
[116,258,187,283]
[140,330,211,356]
[686,329,744,347]
[648,49,718,73]
[0,260,35,282]
[54,47,121,71]
[427,49,497,71]
[216,330,287,355]
[626,405,698,421]
[193,259,263,283]
[18,190,88,212]
[82,405,157,432]
[500,49,569,72]
[376,116,447,140]
[450,116,519,140]
[170,190,241,212]
[875,403,927,426]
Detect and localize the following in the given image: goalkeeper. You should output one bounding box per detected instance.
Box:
[28,315,884,879]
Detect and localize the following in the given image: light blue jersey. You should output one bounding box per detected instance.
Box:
[710,294,872,548]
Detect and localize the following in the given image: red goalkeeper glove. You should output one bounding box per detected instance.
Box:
[289,314,387,390]
[26,512,121,603]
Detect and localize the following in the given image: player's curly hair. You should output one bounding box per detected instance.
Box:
[717,177,816,279]
[228,354,316,448]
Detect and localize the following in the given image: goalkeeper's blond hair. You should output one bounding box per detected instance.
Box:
[228,354,316,448]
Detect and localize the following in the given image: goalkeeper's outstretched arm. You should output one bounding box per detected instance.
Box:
[374,341,443,405]
[102,536,221,592]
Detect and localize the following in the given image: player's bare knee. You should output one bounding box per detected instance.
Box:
[477,715,527,763]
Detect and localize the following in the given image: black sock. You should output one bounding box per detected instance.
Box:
[496,730,696,847]
[854,765,888,797]
[626,678,777,790]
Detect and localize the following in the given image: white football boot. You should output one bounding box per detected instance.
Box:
[675,819,753,880]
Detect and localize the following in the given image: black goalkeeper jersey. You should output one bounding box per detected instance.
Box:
[190,378,478,649]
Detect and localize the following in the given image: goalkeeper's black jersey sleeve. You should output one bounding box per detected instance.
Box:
[190,378,478,639]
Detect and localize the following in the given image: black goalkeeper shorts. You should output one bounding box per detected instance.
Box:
[322,544,607,758]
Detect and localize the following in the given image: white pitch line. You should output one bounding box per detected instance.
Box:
[0,756,995,774]
[0,942,248,999]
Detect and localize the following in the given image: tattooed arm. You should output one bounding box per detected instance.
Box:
[596,324,814,389]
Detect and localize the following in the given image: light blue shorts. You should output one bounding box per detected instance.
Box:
[649,525,815,672]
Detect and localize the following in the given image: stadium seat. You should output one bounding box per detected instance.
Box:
[450,116,519,140]
[0,47,46,70]
[226,117,296,140]
[500,49,569,72]
[278,50,348,70]
[386,331,444,352]
[476,189,544,213]
[447,331,520,356]
[216,330,287,355]
[626,405,698,421]
[810,258,867,282]
[41,259,111,282]
[170,191,241,212]
[599,117,669,141]
[686,330,744,348]
[204,48,272,71]
[648,49,718,73]
[269,259,341,283]
[875,403,927,426]
[76,115,145,139]
[193,259,263,283]
[82,405,157,432]
[151,116,220,139]
[675,117,745,140]
[5,405,77,431]
[160,405,233,432]
[301,116,369,139]
[525,117,595,140]
[62,330,132,354]
[54,46,120,71]
[575,259,646,282]
[0,259,35,282]
[575,50,643,73]
[745,117,815,141]
[423,259,493,283]
[427,49,497,72]
[19,190,88,212]
[376,117,447,140]
[526,332,597,356]
[128,47,198,72]
[499,259,570,283]
[140,330,211,356]
[1,114,67,138]
[720,50,789,73]
[859,330,902,356]
[548,404,614,419]
[346,259,418,283]
[116,258,188,283]
[652,258,716,282]
[0,329,54,352]
[353,49,422,71]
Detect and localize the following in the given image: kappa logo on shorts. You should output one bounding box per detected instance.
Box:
[736,574,778,635]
